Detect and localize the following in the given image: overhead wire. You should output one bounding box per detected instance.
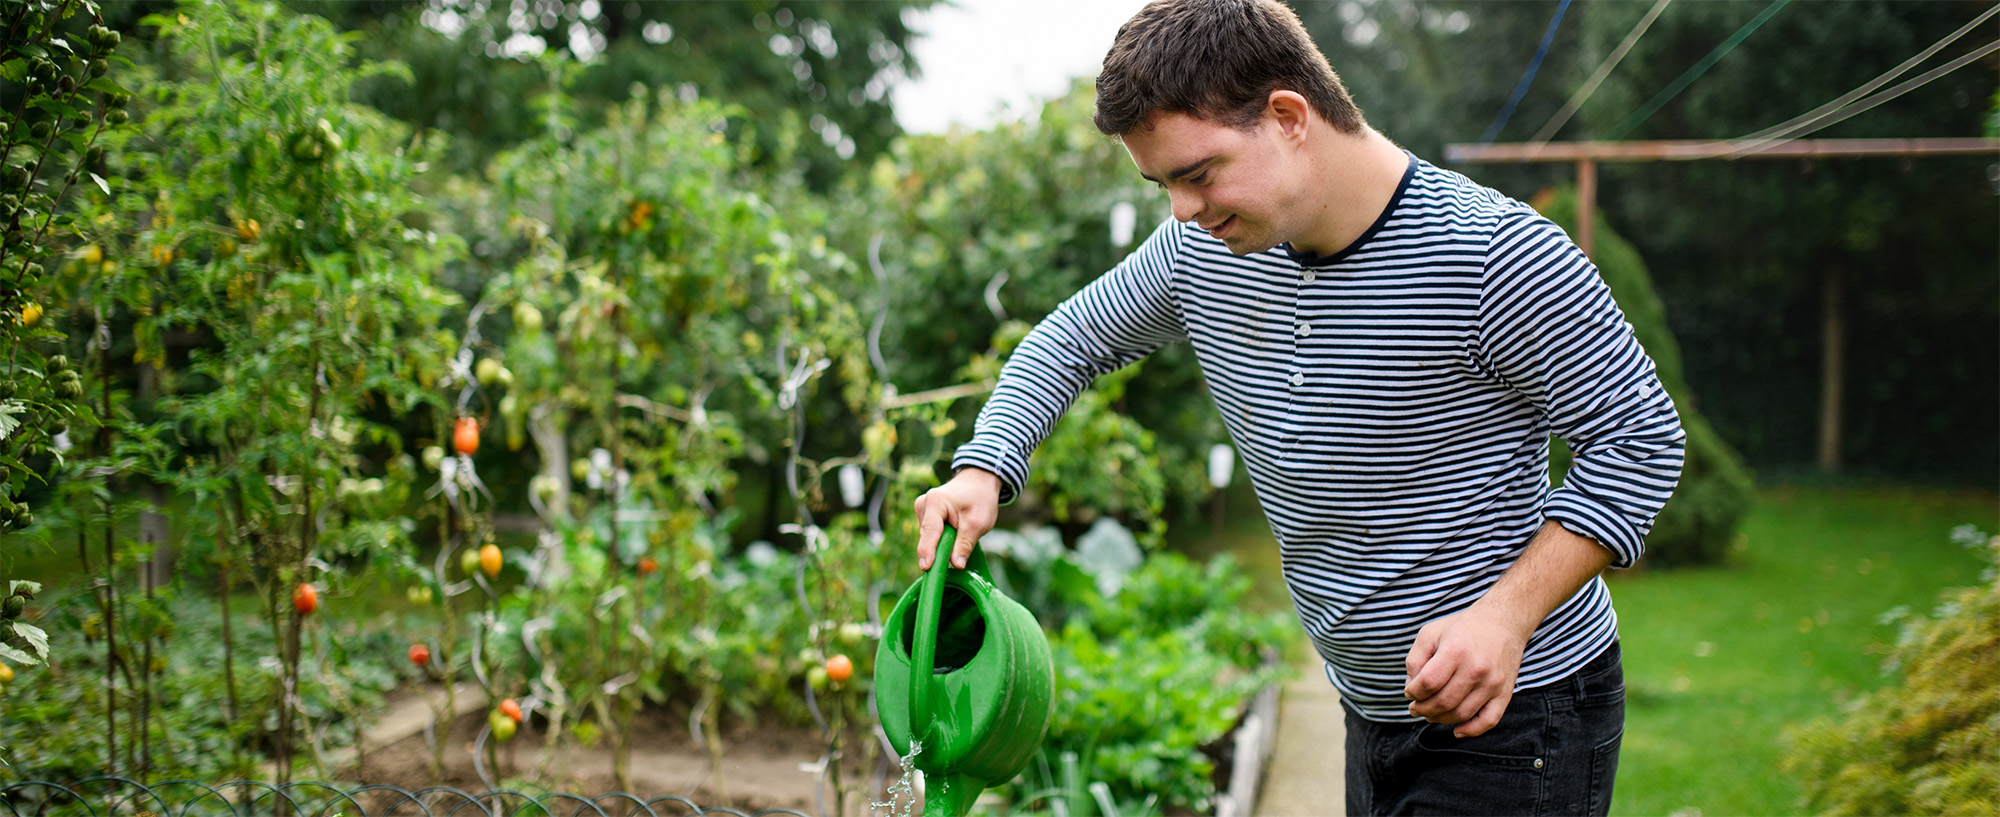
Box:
[1604,0,1793,140]
[1733,4,2000,145]
[1727,38,2000,155]
[1529,0,1675,145]
[1477,0,1575,144]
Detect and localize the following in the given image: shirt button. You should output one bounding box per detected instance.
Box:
[1295,324,1312,338]
[1289,373,1305,387]
[1302,271,1317,283]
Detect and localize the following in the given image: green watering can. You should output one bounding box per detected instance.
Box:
[875,526,1056,817]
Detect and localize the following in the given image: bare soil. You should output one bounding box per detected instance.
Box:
[344,700,893,816]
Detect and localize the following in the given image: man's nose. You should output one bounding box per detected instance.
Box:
[1168,188,1203,224]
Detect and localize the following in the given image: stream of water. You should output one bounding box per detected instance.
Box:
[869,740,923,817]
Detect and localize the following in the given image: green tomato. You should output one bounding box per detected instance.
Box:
[530,475,560,505]
[837,622,866,647]
[460,547,482,577]
[514,301,544,333]
[489,709,517,742]
[476,358,504,387]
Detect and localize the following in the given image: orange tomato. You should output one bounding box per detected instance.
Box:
[292,583,318,616]
[453,417,480,456]
[479,544,502,579]
[825,654,853,684]
[499,698,523,723]
[638,556,659,576]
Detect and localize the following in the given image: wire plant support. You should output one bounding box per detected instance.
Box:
[0,778,814,817]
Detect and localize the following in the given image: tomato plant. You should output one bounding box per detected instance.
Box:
[60,0,466,782]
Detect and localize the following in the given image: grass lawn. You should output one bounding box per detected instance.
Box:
[1173,481,1999,815]
[1609,483,1998,816]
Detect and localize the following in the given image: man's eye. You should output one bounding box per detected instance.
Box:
[1191,171,1212,185]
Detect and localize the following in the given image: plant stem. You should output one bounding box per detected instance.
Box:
[217,515,242,770]
[140,549,153,776]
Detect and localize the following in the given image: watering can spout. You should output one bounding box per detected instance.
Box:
[925,772,984,817]
[875,524,1056,817]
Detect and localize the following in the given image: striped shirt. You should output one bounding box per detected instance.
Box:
[952,153,1686,721]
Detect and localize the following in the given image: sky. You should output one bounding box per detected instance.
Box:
[892,0,1153,134]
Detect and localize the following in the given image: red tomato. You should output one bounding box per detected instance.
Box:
[638,556,659,576]
[499,698,523,723]
[409,643,430,667]
[825,654,853,683]
[292,583,319,616]
[453,417,480,456]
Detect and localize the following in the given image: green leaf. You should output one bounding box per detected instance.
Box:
[0,59,25,83]
[29,98,82,121]
[8,581,41,597]
[88,172,107,196]
[8,623,42,659]
[0,642,34,665]
[45,38,73,55]
[0,402,23,442]
[11,45,47,60]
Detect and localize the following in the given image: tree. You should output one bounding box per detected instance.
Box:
[306,0,938,189]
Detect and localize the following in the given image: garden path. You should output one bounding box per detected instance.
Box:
[1255,647,1346,816]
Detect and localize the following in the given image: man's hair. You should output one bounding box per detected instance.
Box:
[1094,0,1365,137]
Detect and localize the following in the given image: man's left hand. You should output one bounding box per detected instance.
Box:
[1402,608,1529,738]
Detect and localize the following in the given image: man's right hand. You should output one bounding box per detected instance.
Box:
[914,467,1003,570]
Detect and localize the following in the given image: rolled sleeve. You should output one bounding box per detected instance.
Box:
[1478,213,1686,567]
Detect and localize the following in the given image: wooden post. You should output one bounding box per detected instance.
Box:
[1576,158,1597,259]
[1817,266,1844,471]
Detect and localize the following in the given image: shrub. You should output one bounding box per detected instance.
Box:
[1782,526,2000,814]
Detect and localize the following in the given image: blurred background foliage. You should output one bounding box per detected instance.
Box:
[63,0,1990,518]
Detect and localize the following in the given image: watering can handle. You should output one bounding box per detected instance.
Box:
[910,525,992,745]
[909,526,953,745]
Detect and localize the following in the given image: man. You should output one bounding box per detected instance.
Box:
[913,0,1685,814]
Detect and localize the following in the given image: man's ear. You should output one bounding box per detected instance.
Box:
[1266,90,1313,140]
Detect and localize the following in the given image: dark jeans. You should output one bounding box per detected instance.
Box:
[1343,642,1625,816]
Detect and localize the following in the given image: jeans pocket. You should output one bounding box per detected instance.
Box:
[1408,708,1549,815]
[1414,720,1545,765]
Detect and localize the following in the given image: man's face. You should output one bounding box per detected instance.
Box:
[1122,109,1299,255]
